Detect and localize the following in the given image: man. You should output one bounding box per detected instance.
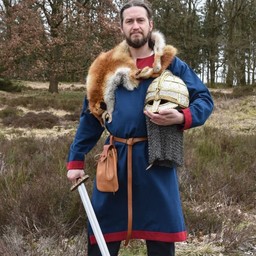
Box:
[67,1,214,255]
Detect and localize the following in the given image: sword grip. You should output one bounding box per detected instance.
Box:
[70,175,89,191]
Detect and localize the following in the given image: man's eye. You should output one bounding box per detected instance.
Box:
[137,19,145,23]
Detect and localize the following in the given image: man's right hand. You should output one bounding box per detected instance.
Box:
[67,169,85,182]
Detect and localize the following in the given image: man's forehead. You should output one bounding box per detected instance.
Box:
[123,6,148,19]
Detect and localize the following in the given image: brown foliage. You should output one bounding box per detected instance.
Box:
[0,0,46,79]
[0,0,120,85]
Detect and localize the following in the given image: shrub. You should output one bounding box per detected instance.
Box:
[0,78,23,92]
[0,88,255,255]
[2,112,59,129]
[207,82,228,89]
[0,136,85,238]
[1,90,84,112]
[183,203,223,236]
[180,127,256,209]
[0,106,22,119]
[233,85,255,98]
[179,126,256,253]
[63,111,81,121]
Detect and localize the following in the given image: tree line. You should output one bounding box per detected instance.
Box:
[0,0,255,92]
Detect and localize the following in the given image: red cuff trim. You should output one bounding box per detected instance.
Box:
[66,161,84,170]
[181,108,192,130]
[90,230,187,244]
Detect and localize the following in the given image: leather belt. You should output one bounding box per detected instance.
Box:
[112,136,148,246]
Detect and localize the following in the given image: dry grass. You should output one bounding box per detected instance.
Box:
[0,82,255,255]
[0,227,87,256]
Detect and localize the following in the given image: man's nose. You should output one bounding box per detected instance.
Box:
[132,21,140,29]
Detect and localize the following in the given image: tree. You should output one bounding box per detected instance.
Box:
[0,0,46,79]
[1,0,256,88]
[201,0,223,85]
[152,0,202,72]
[0,0,120,93]
[222,0,251,86]
[245,0,256,85]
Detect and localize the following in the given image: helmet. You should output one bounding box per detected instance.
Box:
[145,70,189,112]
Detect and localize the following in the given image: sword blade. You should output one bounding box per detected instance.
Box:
[78,183,110,256]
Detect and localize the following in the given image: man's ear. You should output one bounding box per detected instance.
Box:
[119,26,124,34]
[149,20,153,31]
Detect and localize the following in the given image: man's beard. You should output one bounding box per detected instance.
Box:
[125,32,151,49]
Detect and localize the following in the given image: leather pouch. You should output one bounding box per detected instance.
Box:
[96,139,118,192]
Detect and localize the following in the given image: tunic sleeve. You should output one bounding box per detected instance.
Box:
[170,57,214,130]
[66,97,105,170]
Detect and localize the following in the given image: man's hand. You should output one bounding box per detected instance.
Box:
[144,109,184,126]
[67,169,85,182]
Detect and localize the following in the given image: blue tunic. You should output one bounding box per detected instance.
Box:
[67,56,214,244]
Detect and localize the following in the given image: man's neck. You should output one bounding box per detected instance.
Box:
[129,44,153,60]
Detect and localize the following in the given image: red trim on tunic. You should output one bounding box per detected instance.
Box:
[66,161,84,170]
[89,55,189,247]
[90,230,187,244]
[181,108,192,130]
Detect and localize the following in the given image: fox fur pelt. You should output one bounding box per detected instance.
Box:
[86,30,177,125]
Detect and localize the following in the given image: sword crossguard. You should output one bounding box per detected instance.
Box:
[70,175,90,191]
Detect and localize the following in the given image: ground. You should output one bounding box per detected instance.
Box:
[0,82,255,255]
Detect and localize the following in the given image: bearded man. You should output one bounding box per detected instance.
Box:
[67,1,214,255]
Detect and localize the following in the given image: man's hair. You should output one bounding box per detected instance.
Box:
[120,0,153,25]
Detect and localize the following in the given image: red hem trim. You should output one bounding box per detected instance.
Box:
[66,161,84,170]
[90,230,187,244]
[181,108,192,130]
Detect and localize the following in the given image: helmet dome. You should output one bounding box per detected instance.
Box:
[145,70,189,113]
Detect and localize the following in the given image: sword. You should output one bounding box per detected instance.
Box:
[71,175,110,256]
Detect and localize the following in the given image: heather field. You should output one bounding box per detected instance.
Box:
[0,81,255,255]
